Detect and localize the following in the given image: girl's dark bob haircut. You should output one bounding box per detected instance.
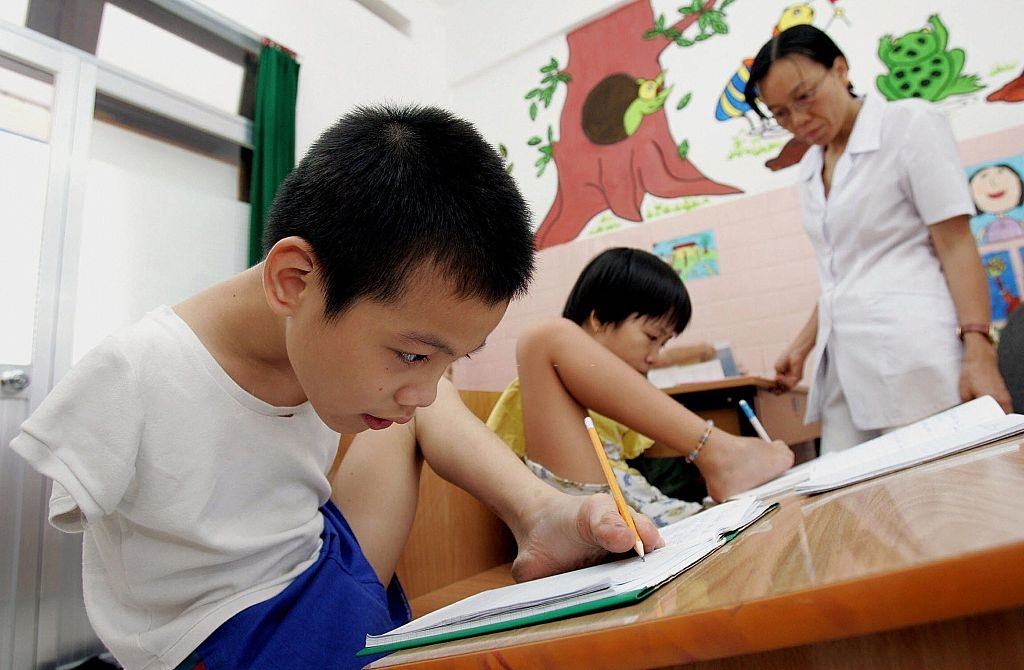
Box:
[562,247,692,334]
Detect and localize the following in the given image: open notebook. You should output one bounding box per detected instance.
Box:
[735,395,1024,500]
[360,496,778,656]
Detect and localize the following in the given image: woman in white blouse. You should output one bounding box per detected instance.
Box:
[743,25,1011,452]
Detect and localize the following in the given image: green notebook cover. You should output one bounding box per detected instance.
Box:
[358,502,779,657]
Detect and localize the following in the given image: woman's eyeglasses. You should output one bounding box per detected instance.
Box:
[761,70,832,125]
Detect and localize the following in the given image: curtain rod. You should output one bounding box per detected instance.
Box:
[261,36,298,59]
[146,0,299,60]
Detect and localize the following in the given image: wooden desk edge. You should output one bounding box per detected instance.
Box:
[661,375,775,396]
[372,539,1024,669]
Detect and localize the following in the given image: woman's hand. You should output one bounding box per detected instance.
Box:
[960,336,1013,412]
[773,345,808,392]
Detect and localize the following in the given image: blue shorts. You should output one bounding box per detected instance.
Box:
[177,500,411,669]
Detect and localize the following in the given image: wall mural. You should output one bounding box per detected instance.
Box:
[513,0,1023,250]
[987,67,1024,102]
[875,14,983,102]
[966,154,1024,323]
[527,0,744,249]
[713,3,824,173]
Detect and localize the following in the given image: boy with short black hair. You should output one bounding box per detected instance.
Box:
[10,105,662,670]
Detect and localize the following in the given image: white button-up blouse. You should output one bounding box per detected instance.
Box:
[799,93,973,429]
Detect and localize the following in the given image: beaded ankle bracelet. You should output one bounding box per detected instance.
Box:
[685,420,714,464]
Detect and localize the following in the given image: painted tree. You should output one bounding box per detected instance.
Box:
[534,0,741,249]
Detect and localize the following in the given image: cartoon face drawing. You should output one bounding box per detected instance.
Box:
[970,165,1024,216]
[637,75,662,101]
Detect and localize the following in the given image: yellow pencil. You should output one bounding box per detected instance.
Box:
[584,416,645,560]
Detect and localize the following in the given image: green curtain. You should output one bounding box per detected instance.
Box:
[248,44,299,267]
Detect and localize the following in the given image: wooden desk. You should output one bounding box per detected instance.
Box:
[655,376,819,461]
[368,437,1024,669]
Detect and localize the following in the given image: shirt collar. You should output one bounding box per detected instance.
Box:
[846,92,882,155]
[797,144,823,182]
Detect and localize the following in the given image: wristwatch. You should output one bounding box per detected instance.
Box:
[956,323,997,345]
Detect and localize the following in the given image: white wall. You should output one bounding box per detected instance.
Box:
[0,0,29,25]
[442,0,628,86]
[194,0,449,156]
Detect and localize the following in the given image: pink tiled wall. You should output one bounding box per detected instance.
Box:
[455,123,1024,391]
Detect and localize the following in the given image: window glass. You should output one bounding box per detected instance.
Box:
[96,3,244,114]
[72,118,249,361]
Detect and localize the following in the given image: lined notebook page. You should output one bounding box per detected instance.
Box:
[797,398,1023,494]
[735,397,1018,500]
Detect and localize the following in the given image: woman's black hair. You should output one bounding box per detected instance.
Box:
[562,247,692,334]
[969,163,1024,214]
[744,24,855,118]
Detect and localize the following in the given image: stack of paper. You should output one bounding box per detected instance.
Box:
[796,402,1024,495]
[647,359,725,388]
[361,497,777,655]
[734,396,1024,500]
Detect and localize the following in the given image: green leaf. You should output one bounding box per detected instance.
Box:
[529,102,538,120]
[644,29,659,39]
[695,32,711,41]
[698,13,711,31]
[528,136,542,146]
[498,143,508,157]
[677,138,690,158]
[557,74,571,83]
[505,162,514,174]
[655,14,666,30]
[691,0,704,12]
[547,126,554,142]
[526,89,541,99]
[540,146,553,156]
[676,36,694,47]
[676,91,693,110]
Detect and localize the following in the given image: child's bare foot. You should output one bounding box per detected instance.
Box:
[697,432,795,501]
[510,493,663,582]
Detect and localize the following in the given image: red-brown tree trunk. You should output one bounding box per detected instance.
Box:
[535,0,741,249]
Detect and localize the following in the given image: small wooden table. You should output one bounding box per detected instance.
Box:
[368,436,1024,669]
[653,376,819,461]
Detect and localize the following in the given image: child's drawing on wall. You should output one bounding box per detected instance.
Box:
[983,251,1021,321]
[653,230,719,281]
[967,159,1024,245]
